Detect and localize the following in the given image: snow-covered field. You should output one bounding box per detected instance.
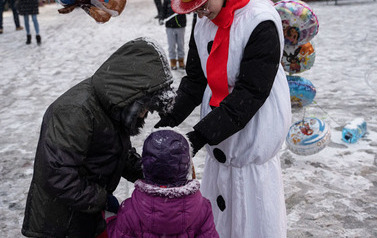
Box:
[0,0,376,237]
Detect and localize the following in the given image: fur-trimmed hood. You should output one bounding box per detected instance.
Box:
[92,37,173,121]
[141,129,193,187]
[134,179,200,198]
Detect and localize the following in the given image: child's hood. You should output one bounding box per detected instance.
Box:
[142,129,192,187]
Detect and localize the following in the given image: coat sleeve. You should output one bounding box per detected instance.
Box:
[193,20,281,145]
[162,28,208,126]
[106,198,137,238]
[105,215,118,238]
[42,106,107,213]
[196,199,220,237]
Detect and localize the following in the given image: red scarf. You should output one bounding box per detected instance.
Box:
[206,0,250,107]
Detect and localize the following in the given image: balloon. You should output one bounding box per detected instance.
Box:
[286,117,331,156]
[56,0,127,23]
[287,75,316,107]
[275,0,319,46]
[282,42,316,74]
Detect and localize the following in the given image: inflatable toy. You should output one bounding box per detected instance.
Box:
[286,117,331,156]
[287,75,316,107]
[56,0,127,23]
[275,0,319,46]
[342,118,367,144]
[282,41,316,74]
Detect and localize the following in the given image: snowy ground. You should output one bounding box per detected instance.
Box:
[0,0,376,237]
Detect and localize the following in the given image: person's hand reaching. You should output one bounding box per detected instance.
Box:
[154,114,178,128]
[186,130,207,156]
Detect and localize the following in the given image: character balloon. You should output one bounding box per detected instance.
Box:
[287,75,316,107]
[282,41,316,74]
[286,117,331,156]
[275,0,319,46]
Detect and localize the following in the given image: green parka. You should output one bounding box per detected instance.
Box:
[22,38,173,238]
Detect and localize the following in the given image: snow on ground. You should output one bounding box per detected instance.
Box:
[0,0,376,237]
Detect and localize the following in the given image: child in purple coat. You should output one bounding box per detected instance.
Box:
[106,129,219,238]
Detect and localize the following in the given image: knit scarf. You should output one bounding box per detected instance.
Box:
[206,0,250,107]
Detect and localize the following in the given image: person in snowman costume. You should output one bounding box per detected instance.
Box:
[155,0,292,237]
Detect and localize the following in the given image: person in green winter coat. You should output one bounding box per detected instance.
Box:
[21,38,175,238]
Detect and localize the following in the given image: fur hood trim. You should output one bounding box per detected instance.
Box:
[134,179,200,198]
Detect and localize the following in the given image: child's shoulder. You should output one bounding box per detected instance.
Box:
[134,179,201,199]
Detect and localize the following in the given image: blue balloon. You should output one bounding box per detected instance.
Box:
[287,75,316,107]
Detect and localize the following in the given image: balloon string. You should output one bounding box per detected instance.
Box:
[301,107,306,124]
[364,69,377,94]
[311,100,342,127]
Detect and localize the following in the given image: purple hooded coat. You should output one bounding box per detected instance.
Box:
[106,180,219,237]
[106,130,219,237]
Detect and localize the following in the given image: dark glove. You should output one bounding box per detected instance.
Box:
[105,194,119,214]
[122,147,144,183]
[154,114,178,128]
[186,130,207,156]
[158,19,164,25]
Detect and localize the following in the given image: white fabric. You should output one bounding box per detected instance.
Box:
[194,0,292,237]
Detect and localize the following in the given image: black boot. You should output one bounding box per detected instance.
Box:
[36,35,41,45]
[26,35,31,44]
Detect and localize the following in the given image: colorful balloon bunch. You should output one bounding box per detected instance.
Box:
[56,0,127,23]
[275,1,331,155]
[275,0,319,105]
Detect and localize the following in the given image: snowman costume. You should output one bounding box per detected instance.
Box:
[197,1,291,237]
[156,0,291,237]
